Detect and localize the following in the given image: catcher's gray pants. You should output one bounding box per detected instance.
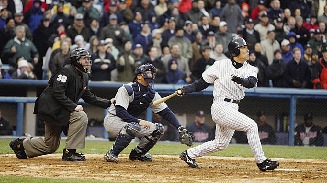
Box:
[104,113,158,138]
[23,111,88,158]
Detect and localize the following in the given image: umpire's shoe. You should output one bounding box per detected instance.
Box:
[129,149,152,161]
[257,159,279,171]
[104,150,118,163]
[62,149,86,161]
[9,138,27,159]
[180,150,200,168]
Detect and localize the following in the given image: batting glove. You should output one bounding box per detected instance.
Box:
[176,87,185,96]
[231,75,243,84]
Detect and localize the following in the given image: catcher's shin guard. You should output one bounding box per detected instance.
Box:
[110,125,135,156]
[129,149,152,161]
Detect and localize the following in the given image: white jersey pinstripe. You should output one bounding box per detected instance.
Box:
[187,59,267,163]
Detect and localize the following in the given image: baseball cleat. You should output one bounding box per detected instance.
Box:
[257,159,279,171]
[104,150,118,163]
[129,149,152,161]
[9,138,27,159]
[180,150,200,168]
[62,149,86,161]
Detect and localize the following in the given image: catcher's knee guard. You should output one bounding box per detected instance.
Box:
[133,123,164,155]
[111,123,138,156]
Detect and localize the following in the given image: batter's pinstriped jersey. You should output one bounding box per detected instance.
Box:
[202,59,258,101]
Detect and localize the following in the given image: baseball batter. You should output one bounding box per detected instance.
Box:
[103,64,193,163]
[177,37,279,171]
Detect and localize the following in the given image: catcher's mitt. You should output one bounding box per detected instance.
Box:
[178,126,194,146]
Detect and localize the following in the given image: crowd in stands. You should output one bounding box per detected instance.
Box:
[1,0,327,89]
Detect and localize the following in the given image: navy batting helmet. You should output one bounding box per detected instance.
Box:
[228,37,247,57]
[134,64,156,83]
[69,47,91,73]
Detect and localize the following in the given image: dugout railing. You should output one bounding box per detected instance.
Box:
[1,79,327,146]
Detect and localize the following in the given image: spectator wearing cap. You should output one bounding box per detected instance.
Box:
[210,0,223,17]
[14,12,32,41]
[71,35,90,50]
[312,45,327,89]
[210,43,227,61]
[248,50,269,87]
[128,11,143,39]
[134,0,155,22]
[77,0,100,26]
[267,0,283,24]
[90,40,116,81]
[254,12,275,41]
[0,8,9,29]
[287,31,304,56]
[50,2,71,30]
[132,43,149,68]
[255,111,276,145]
[241,17,260,51]
[100,1,123,27]
[161,16,176,47]
[23,0,44,33]
[99,13,129,51]
[33,17,52,79]
[283,47,311,88]
[274,17,287,44]
[198,15,211,38]
[184,20,195,43]
[185,0,204,24]
[192,46,215,80]
[148,29,163,56]
[118,0,133,23]
[290,16,311,46]
[165,57,186,84]
[49,39,70,75]
[251,0,267,21]
[205,31,216,49]
[104,38,119,60]
[2,25,39,67]
[220,0,243,34]
[303,15,319,31]
[12,58,37,79]
[294,113,324,146]
[280,39,293,63]
[303,44,313,67]
[261,28,280,65]
[142,46,166,83]
[134,21,152,52]
[186,110,212,142]
[66,13,92,43]
[168,25,193,60]
[267,49,288,87]
[154,0,168,16]
[0,17,15,58]
[216,21,234,55]
[307,29,326,54]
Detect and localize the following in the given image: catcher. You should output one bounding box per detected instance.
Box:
[103,63,193,162]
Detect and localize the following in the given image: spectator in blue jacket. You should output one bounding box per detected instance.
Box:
[281,39,293,63]
[165,58,185,84]
[288,32,304,56]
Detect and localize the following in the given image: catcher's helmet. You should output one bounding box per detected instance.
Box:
[134,63,156,83]
[69,47,91,73]
[228,37,247,57]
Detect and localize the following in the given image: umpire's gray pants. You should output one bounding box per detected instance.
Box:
[23,111,88,158]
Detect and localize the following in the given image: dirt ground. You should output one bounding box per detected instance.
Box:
[0,154,327,183]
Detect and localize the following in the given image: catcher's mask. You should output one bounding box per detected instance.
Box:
[134,64,156,84]
[69,47,92,73]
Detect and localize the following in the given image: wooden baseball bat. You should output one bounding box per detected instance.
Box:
[152,92,178,106]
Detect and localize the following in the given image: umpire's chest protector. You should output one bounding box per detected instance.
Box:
[125,83,155,117]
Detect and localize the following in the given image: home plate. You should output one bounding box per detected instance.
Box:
[275,168,301,172]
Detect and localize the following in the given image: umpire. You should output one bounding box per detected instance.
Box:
[9,47,111,161]
[103,63,193,163]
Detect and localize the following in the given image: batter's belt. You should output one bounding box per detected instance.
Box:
[224,98,240,104]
